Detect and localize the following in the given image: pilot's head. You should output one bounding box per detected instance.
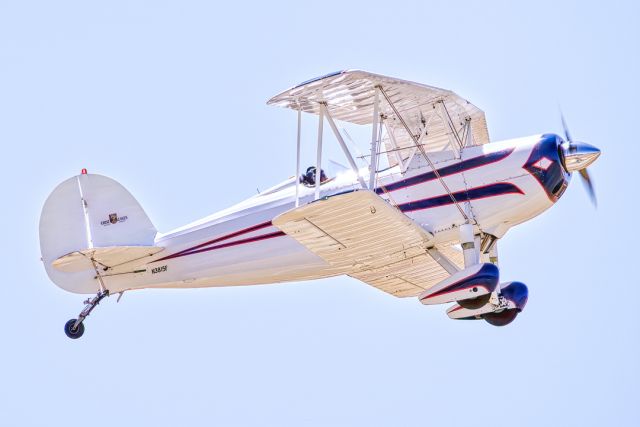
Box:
[305,166,328,184]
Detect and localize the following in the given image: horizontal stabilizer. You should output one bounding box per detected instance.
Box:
[53,246,164,273]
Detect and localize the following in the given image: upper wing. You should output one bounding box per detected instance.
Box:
[267,70,490,166]
[272,190,462,297]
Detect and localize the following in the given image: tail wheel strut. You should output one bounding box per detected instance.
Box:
[64,289,109,339]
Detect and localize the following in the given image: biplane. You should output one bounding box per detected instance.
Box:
[39,70,601,339]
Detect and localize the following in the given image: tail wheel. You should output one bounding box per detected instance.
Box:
[64,319,85,339]
[483,309,519,327]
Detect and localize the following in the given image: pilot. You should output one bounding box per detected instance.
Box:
[301,166,328,186]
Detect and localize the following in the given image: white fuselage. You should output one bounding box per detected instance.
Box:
[102,133,569,294]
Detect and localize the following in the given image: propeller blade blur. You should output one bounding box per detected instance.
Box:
[560,111,572,143]
[579,168,597,208]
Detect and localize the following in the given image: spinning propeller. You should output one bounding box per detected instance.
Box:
[559,113,601,207]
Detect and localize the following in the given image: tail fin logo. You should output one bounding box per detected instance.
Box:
[101,213,128,226]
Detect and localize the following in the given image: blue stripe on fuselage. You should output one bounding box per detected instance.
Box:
[397,182,523,212]
[375,148,514,195]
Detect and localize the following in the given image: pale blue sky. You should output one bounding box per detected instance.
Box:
[1,1,638,426]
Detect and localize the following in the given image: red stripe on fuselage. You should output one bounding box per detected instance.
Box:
[154,221,275,262]
[158,231,286,261]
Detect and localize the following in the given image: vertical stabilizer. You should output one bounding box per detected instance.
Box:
[39,173,157,293]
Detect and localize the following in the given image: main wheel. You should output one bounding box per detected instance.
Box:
[457,294,491,310]
[64,319,85,339]
[483,309,519,327]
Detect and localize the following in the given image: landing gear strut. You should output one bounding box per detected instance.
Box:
[64,290,109,339]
